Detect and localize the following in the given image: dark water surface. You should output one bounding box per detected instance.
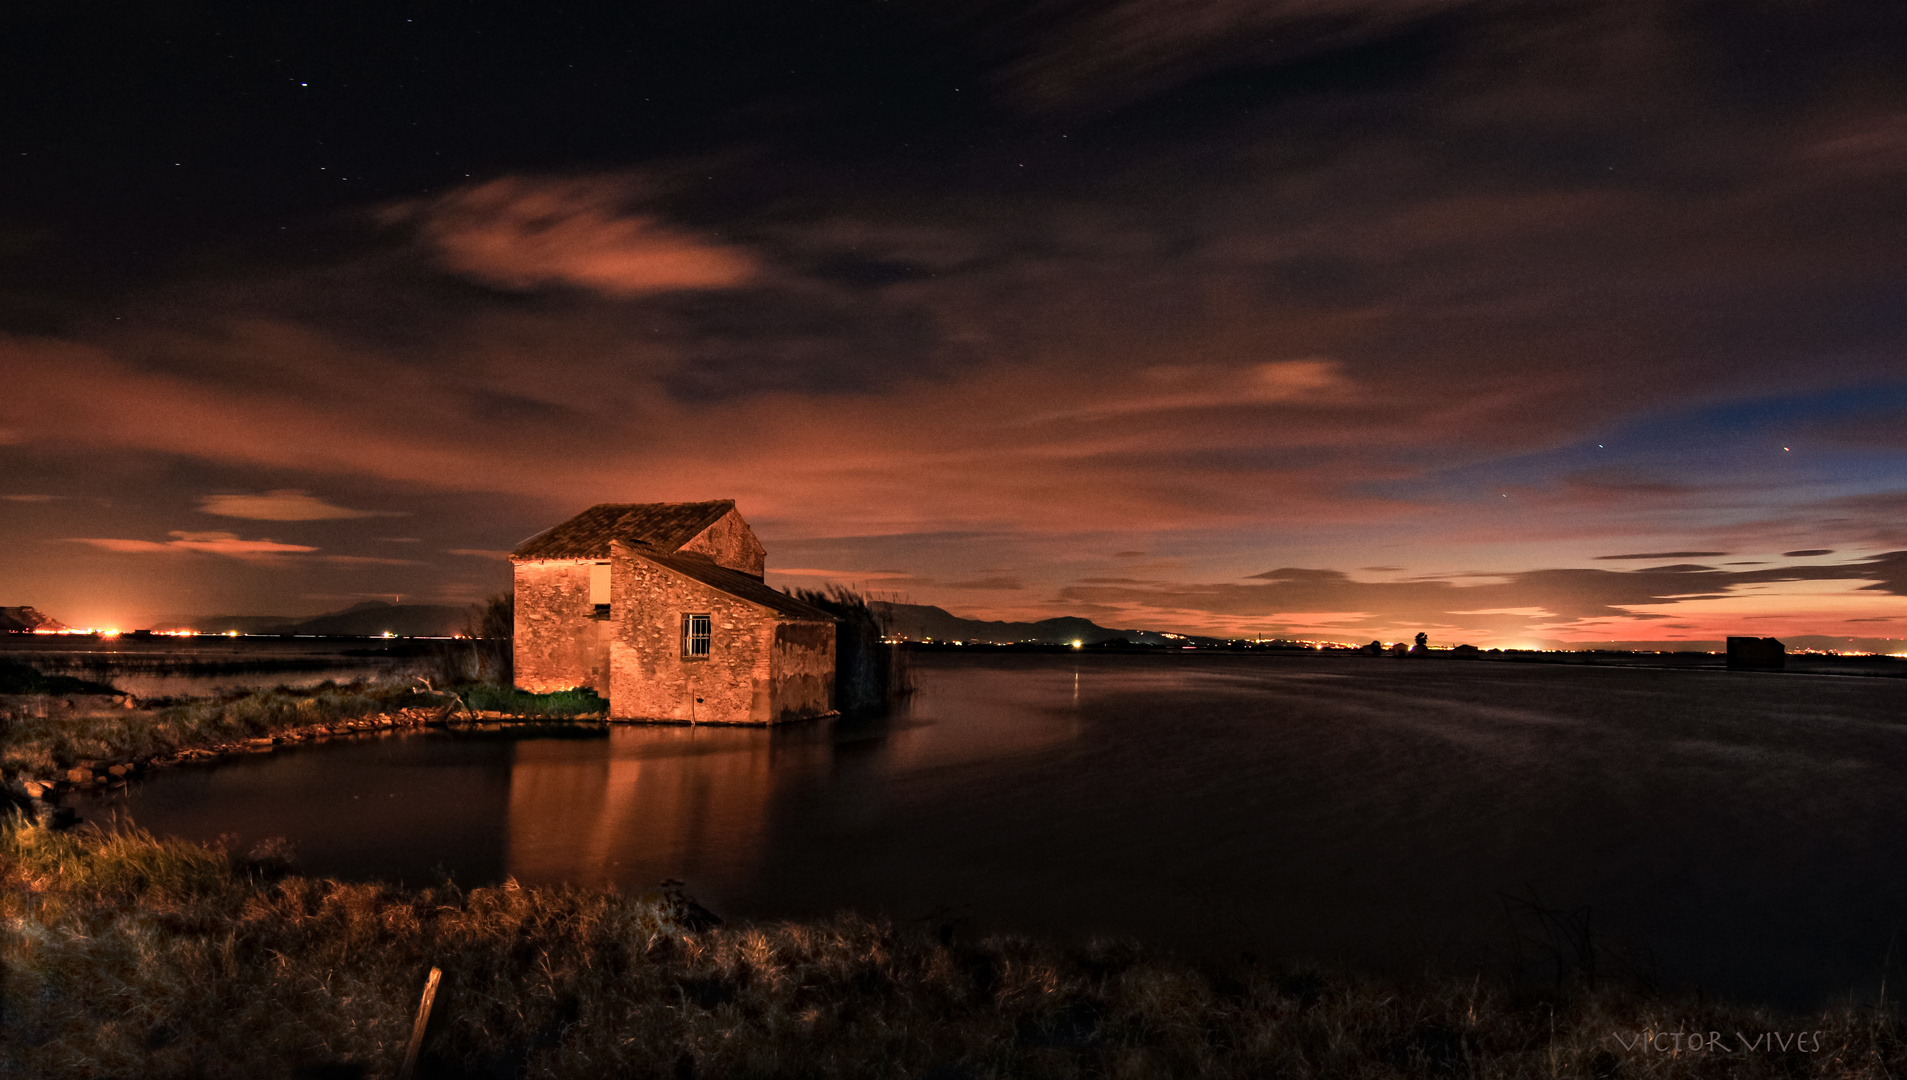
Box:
[76,652,1907,1008]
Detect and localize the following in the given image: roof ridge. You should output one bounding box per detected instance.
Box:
[638,549,837,622]
[509,499,741,561]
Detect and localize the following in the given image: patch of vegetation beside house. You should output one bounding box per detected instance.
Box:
[457,684,607,717]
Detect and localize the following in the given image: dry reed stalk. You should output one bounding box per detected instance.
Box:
[398,965,441,1080]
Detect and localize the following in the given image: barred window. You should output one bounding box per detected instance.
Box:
[682,613,712,658]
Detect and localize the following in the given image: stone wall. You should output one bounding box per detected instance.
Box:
[678,508,768,578]
[607,542,777,723]
[513,560,612,693]
[771,621,835,722]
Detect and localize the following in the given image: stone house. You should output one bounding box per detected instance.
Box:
[510,501,837,724]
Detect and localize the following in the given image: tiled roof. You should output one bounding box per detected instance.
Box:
[643,551,838,622]
[511,501,736,561]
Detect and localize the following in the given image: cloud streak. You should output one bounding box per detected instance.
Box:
[1595,551,1730,561]
[67,531,320,559]
[198,490,396,521]
[1001,0,1483,109]
[385,177,757,296]
[1058,553,1907,642]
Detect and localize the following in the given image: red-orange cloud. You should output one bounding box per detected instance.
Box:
[199,489,393,521]
[67,531,319,559]
[387,177,757,295]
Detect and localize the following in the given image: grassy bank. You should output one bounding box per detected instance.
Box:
[2,820,1899,1079]
[0,681,607,798]
[0,682,454,788]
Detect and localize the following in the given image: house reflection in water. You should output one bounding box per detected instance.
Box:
[498,660,1089,908]
[504,724,833,895]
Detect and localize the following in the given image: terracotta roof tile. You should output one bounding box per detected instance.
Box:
[511,501,735,561]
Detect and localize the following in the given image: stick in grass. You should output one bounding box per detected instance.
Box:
[399,966,442,1080]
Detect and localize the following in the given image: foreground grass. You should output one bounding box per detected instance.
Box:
[2,821,1902,1079]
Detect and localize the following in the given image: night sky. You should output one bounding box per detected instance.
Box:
[4,1,1905,647]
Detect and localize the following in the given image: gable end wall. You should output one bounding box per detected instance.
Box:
[608,543,776,723]
[513,560,611,693]
[679,508,767,577]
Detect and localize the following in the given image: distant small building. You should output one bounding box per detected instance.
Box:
[510,501,837,724]
[1726,636,1786,671]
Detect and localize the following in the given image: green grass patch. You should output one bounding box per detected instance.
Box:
[460,684,607,716]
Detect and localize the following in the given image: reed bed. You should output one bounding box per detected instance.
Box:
[3,819,1901,1079]
[789,586,914,713]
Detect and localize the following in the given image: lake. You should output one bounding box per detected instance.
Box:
[72,651,1907,1009]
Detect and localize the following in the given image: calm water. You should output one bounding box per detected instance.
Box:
[75,652,1907,1008]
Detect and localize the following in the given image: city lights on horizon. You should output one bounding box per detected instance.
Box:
[10,622,1905,658]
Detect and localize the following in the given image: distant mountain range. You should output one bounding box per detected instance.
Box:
[868,601,1226,646]
[0,606,69,633]
[204,599,1223,645]
[167,601,475,637]
[9,593,1208,643]
[156,599,1204,644]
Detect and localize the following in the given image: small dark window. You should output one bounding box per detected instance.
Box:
[592,603,611,619]
[682,613,712,658]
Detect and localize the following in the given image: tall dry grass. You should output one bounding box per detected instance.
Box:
[790,585,914,714]
[3,818,1901,1079]
[420,594,517,688]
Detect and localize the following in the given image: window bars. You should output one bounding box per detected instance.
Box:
[682,613,712,658]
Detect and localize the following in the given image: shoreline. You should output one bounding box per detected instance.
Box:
[11,703,459,811]
[0,682,615,821]
[2,683,836,823]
